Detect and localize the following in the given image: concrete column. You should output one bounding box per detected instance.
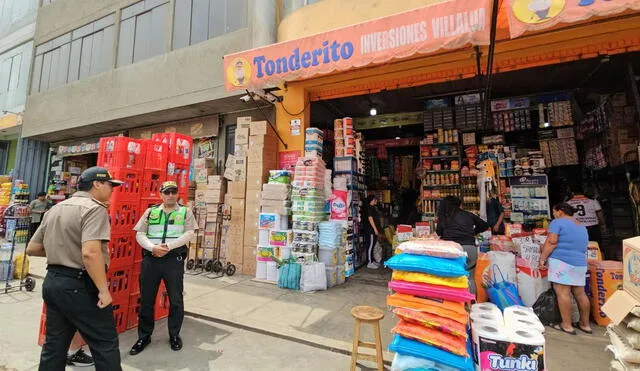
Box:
[250,0,277,49]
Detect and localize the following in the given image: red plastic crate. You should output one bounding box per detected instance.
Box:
[152,133,192,166]
[108,168,142,202]
[98,137,147,171]
[112,299,129,334]
[108,233,136,270]
[144,140,169,171]
[130,263,141,294]
[134,243,143,264]
[165,166,190,195]
[109,201,140,235]
[155,280,169,320]
[127,294,141,329]
[141,169,166,199]
[106,268,132,304]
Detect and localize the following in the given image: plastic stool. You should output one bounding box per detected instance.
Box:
[350,305,385,371]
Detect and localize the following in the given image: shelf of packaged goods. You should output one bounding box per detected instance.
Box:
[421,155,460,160]
[422,170,460,174]
[421,142,460,146]
[422,184,461,189]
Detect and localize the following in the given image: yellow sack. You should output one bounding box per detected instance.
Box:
[13,253,29,279]
[392,270,469,289]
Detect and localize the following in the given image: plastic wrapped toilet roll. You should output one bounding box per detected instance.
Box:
[470,312,504,327]
[256,260,267,280]
[266,261,278,282]
[504,306,544,333]
[471,323,510,368]
[471,303,503,320]
[259,229,270,246]
[505,316,545,334]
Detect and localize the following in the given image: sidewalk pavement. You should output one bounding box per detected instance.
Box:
[27,256,612,370]
[0,286,355,371]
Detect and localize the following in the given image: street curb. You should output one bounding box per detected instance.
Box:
[185,310,393,365]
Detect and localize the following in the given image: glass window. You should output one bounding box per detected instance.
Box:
[118,0,168,67]
[172,0,247,50]
[31,14,115,93]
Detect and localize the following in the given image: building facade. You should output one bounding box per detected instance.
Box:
[0,0,39,175]
[20,0,277,189]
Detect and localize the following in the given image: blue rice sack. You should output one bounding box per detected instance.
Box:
[385,253,468,278]
[388,335,473,371]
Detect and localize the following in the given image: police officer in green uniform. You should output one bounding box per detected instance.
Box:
[27,167,123,371]
[130,181,197,355]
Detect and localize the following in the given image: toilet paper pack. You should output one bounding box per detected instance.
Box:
[472,322,546,371]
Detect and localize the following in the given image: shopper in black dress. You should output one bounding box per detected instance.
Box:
[436,196,490,294]
[363,195,382,269]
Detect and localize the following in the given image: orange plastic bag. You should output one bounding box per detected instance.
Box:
[475,253,491,303]
[394,307,467,338]
[392,319,468,357]
[392,271,469,289]
[588,260,623,326]
[386,293,468,324]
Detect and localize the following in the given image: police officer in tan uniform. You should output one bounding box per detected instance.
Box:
[27,167,123,371]
[130,181,197,355]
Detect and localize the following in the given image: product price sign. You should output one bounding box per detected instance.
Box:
[510,176,548,186]
[279,150,301,172]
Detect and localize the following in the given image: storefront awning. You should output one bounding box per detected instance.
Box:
[223,0,493,91]
[505,0,640,38]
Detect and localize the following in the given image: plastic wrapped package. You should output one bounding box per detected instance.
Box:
[394,307,467,338]
[385,254,468,277]
[396,239,466,259]
[392,320,468,356]
[391,271,469,289]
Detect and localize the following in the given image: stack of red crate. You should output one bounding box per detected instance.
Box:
[37,135,192,344]
[151,133,192,205]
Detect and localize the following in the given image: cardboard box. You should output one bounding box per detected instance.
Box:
[623,237,640,301]
[195,168,214,183]
[243,247,257,275]
[235,128,250,145]
[250,134,278,147]
[207,176,226,190]
[237,116,251,129]
[247,172,266,191]
[194,158,216,170]
[196,183,208,191]
[205,189,224,203]
[230,199,246,222]
[230,181,246,199]
[203,232,218,248]
[234,144,249,158]
[602,290,640,325]
[250,121,276,137]
[248,142,279,162]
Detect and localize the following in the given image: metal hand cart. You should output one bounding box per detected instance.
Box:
[1,204,36,294]
[205,204,236,279]
[186,204,211,275]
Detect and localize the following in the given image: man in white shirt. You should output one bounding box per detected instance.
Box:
[567,190,606,245]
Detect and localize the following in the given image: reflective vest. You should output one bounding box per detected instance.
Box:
[146,205,188,245]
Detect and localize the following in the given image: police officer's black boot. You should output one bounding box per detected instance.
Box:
[170,335,183,351]
[129,337,151,356]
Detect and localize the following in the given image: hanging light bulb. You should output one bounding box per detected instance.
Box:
[369,105,377,116]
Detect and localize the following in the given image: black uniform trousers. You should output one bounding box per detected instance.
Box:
[40,267,122,371]
[138,247,186,340]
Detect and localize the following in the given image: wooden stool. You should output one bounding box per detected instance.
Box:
[350,305,385,371]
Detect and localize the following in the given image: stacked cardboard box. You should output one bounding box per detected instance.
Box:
[603,237,640,369]
[244,121,278,276]
[225,117,251,273]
